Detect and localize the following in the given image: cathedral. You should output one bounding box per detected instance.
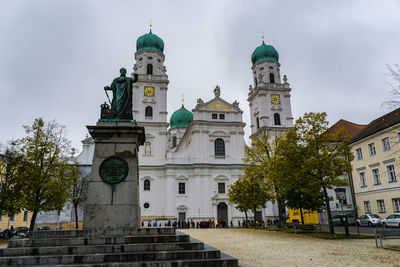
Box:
[74,28,294,226]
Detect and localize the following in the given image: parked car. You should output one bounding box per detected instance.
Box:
[381,214,400,228]
[37,226,51,231]
[332,214,355,226]
[13,226,29,237]
[356,214,382,227]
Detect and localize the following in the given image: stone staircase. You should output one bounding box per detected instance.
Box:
[0,228,238,266]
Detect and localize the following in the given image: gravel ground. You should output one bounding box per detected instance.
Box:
[180,228,400,267]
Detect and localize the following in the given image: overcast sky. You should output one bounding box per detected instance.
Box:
[1,0,400,151]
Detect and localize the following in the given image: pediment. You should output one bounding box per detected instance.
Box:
[142,98,157,104]
[194,97,242,113]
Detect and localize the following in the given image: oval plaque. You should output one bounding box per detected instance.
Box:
[99,155,129,184]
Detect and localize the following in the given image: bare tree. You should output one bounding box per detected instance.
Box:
[69,171,89,229]
[383,64,400,109]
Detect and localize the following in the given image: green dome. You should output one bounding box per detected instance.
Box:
[170,105,193,129]
[251,41,279,64]
[136,30,164,54]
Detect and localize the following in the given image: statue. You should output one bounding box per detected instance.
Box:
[103,68,138,120]
[214,85,221,97]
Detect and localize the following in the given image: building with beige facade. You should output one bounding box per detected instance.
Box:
[350,108,400,217]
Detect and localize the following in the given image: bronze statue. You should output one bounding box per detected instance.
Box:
[103,68,138,120]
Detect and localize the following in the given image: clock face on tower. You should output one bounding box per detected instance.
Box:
[271,94,280,104]
[144,86,155,97]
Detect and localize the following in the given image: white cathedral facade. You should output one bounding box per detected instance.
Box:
[75,29,294,225]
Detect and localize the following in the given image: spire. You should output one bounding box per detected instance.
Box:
[149,19,152,33]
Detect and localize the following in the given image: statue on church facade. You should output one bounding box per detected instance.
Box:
[101,68,138,120]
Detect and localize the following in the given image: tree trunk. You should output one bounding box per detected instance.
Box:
[300,208,305,225]
[74,203,79,229]
[245,211,248,221]
[323,186,335,234]
[29,210,38,232]
[253,207,257,228]
[277,198,285,228]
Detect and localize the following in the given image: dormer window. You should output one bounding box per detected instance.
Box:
[212,114,218,119]
[219,114,225,120]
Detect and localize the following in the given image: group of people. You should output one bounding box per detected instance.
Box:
[0,225,14,240]
[141,219,233,229]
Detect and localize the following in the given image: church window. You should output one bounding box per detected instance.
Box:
[172,136,177,148]
[269,66,273,70]
[145,106,153,119]
[212,114,218,119]
[219,114,225,120]
[178,182,185,194]
[147,64,153,74]
[274,113,281,125]
[218,183,226,194]
[147,57,153,60]
[139,57,143,61]
[269,73,275,83]
[157,59,161,63]
[143,202,150,209]
[256,117,260,129]
[215,138,225,157]
[260,67,264,71]
[144,179,151,191]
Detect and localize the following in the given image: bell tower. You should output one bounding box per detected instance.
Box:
[247,34,293,139]
[132,25,169,165]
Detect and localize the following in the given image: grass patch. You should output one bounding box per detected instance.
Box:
[387,245,400,251]
[244,227,373,239]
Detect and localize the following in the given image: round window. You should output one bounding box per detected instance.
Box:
[143,202,150,209]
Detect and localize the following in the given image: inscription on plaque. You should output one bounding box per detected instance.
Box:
[99,156,129,184]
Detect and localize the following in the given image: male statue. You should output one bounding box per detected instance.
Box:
[104,68,138,120]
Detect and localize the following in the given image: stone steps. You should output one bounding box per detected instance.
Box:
[0,229,238,266]
[0,249,221,266]
[8,234,190,248]
[0,241,204,257]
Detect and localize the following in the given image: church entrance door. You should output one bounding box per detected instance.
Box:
[217,202,228,223]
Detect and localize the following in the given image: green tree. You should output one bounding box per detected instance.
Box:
[275,129,324,224]
[13,118,77,231]
[228,174,272,227]
[0,149,25,217]
[294,112,353,234]
[242,131,286,226]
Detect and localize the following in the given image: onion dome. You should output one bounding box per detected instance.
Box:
[136,29,164,54]
[170,105,193,129]
[251,41,279,65]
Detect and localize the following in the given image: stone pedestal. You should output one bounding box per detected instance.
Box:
[83,122,145,229]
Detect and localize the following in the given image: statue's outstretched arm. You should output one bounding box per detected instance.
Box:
[104,86,112,91]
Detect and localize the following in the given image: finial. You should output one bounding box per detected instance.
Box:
[181,94,184,105]
[262,32,264,43]
[150,19,152,32]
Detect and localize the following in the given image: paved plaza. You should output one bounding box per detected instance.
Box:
[180,228,400,267]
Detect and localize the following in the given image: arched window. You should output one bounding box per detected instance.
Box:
[147,64,153,74]
[269,73,275,83]
[145,106,153,119]
[144,179,150,191]
[274,113,281,125]
[172,136,177,148]
[214,138,225,157]
[256,117,260,129]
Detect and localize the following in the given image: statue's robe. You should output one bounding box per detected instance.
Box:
[110,76,137,120]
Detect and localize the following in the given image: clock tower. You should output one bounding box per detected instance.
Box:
[247,36,293,139]
[132,27,169,165]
